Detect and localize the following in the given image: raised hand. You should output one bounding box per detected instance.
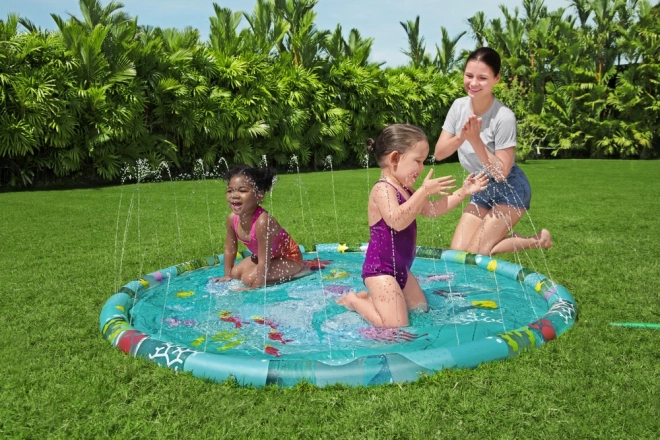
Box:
[463,172,489,194]
[462,115,482,145]
[420,169,456,197]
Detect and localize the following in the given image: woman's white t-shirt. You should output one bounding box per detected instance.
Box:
[442,96,517,174]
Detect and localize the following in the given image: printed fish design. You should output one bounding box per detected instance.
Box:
[252,316,278,329]
[175,290,195,298]
[418,273,454,282]
[268,330,293,344]
[303,258,331,270]
[162,317,196,328]
[432,289,466,298]
[471,300,498,309]
[323,269,349,280]
[217,339,243,351]
[191,336,206,347]
[358,327,426,343]
[264,344,281,357]
[211,330,239,341]
[323,285,353,296]
[219,311,249,328]
[450,300,499,314]
[211,330,244,350]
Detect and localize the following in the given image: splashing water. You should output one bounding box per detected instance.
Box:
[323,155,340,243]
[211,157,230,178]
[363,152,370,199]
[288,155,306,237]
[193,159,216,255]
[160,161,184,262]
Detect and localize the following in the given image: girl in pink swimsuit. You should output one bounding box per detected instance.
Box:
[337,124,488,327]
[213,165,303,288]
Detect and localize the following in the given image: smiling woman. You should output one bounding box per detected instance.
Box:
[434,47,553,256]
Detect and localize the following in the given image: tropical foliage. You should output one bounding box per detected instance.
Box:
[473,0,660,159]
[1,0,658,187]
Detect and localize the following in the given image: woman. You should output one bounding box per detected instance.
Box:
[434,47,552,255]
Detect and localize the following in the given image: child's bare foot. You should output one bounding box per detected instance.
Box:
[336,292,356,310]
[337,291,369,311]
[536,229,553,249]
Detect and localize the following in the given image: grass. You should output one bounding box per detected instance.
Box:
[1,159,659,439]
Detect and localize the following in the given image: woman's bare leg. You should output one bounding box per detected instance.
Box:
[489,228,553,254]
[451,204,489,252]
[463,204,523,254]
[464,204,551,255]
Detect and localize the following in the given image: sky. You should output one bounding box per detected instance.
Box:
[1,0,572,66]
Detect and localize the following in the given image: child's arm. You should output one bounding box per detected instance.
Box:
[220,214,238,280]
[373,169,455,231]
[421,172,489,217]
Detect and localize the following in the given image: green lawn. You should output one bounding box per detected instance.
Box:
[1,160,659,439]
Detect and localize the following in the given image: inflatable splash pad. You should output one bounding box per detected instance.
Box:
[100,244,577,387]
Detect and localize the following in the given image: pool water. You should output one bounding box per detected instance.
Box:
[130,251,548,360]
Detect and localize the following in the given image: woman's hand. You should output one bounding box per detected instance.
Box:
[212,275,232,283]
[462,115,482,146]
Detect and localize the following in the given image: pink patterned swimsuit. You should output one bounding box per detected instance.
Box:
[233,207,302,263]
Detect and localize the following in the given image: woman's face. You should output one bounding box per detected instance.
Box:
[463,60,500,100]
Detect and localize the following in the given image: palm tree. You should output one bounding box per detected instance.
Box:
[400,16,428,68]
[521,0,548,70]
[208,3,247,55]
[491,6,528,78]
[274,0,328,68]
[324,23,346,63]
[434,27,466,74]
[49,0,143,180]
[243,0,289,57]
[569,0,593,28]
[345,29,374,67]
[466,12,488,48]
[323,26,374,67]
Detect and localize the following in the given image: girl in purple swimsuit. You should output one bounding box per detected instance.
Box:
[337,124,488,327]
[213,165,304,288]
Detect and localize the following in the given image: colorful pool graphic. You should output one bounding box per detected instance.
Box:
[100,244,577,387]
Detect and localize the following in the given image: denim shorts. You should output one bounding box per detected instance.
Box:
[470,165,531,210]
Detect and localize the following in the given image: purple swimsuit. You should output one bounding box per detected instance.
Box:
[362,181,417,289]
